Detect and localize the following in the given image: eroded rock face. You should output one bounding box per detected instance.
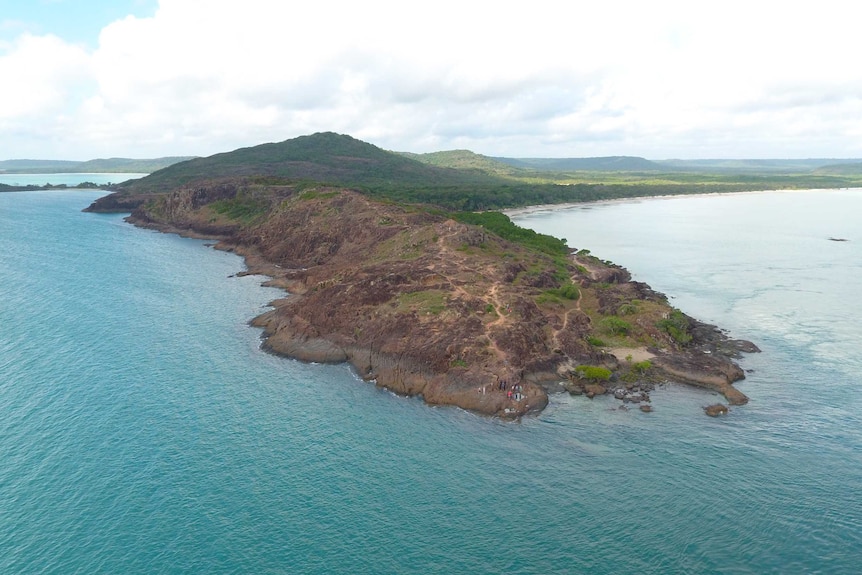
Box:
[84,192,160,213]
[124,183,757,418]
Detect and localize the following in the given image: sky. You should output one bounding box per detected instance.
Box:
[1,0,861,161]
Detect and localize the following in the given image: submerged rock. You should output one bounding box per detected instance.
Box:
[704,403,729,417]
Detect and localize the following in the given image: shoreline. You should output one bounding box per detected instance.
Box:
[503,187,862,218]
[120,186,758,418]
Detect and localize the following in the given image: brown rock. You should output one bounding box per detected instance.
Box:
[704,403,729,417]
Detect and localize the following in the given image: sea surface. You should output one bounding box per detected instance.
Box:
[1,184,861,574]
[0,173,146,187]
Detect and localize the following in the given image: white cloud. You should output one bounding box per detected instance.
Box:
[0,34,90,119]
[1,0,862,159]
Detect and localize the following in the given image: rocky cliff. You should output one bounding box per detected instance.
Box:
[120,179,758,417]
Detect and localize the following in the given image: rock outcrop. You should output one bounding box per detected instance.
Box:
[116,180,758,418]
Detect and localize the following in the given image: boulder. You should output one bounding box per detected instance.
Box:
[704,403,729,417]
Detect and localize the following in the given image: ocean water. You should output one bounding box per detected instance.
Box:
[0,173,146,187]
[1,186,860,574]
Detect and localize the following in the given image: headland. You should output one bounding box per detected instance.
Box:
[84,132,762,418]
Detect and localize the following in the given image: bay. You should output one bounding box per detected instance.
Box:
[1,187,860,574]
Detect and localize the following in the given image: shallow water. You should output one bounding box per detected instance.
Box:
[1,187,860,574]
[0,173,145,187]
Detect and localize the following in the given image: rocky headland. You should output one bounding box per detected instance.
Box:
[102,177,758,418]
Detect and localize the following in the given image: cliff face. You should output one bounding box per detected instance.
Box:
[124,180,757,417]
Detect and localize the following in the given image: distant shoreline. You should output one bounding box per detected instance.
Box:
[504,187,862,218]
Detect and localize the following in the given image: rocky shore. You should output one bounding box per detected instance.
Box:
[103,179,758,418]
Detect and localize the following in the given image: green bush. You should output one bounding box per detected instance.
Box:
[557,283,580,300]
[600,317,631,336]
[586,336,607,347]
[575,365,612,381]
[632,360,652,373]
[657,310,692,344]
[617,302,638,316]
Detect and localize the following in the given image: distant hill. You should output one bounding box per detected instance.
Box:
[0,159,81,172]
[117,132,513,194]
[813,162,862,175]
[656,158,862,173]
[494,156,662,171]
[0,156,196,174]
[401,149,520,177]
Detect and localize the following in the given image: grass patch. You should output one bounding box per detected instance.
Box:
[396,290,447,315]
[210,196,269,223]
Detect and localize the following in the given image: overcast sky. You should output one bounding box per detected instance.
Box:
[2,0,860,161]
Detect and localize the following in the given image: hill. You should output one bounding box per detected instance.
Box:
[0,156,195,174]
[92,132,860,213]
[494,156,662,171]
[813,162,862,175]
[115,133,511,195]
[656,158,862,173]
[0,159,81,172]
[401,149,521,177]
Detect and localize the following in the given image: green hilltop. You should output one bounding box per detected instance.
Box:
[117,133,512,195]
[0,157,194,174]
[102,132,862,212]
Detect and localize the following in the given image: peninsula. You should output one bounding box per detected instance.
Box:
[86,132,761,417]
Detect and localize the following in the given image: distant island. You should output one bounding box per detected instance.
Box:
[75,132,778,418]
[0,156,196,175]
[0,156,196,194]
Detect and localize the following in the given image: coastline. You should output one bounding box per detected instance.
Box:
[116,184,758,418]
[503,187,862,218]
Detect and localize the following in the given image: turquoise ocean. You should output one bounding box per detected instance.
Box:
[1,183,861,574]
[0,173,147,187]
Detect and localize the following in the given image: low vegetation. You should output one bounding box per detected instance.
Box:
[575,365,612,381]
[658,309,693,345]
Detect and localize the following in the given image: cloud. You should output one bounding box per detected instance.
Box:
[0,34,90,119]
[2,0,862,159]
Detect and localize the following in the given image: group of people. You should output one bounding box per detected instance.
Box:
[498,379,524,401]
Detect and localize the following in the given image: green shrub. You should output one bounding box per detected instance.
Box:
[586,336,607,347]
[575,365,612,381]
[600,317,631,336]
[657,310,692,344]
[557,283,580,300]
[632,360,652,373]
[617,302,638,316]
